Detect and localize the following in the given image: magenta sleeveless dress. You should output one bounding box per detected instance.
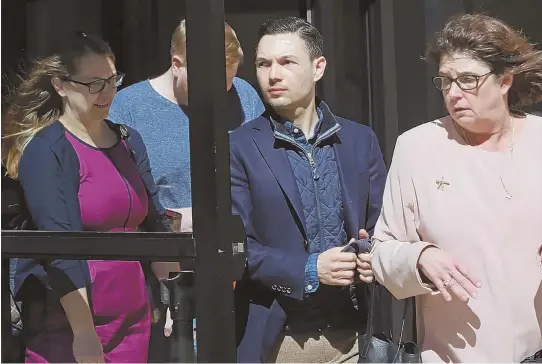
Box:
[25,131,151,363]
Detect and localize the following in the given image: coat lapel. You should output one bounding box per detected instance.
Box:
[333,128,360,239]
[252,127,307,236]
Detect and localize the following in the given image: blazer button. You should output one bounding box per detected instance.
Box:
[272,284,277,291]
[286,288,292,294]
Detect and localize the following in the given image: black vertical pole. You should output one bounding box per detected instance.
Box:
[185,0,237,362]
[366,0,399,166]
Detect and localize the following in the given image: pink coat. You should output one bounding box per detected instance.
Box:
[371,114,542,362]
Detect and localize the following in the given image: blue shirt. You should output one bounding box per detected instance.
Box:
[108,78,264,209]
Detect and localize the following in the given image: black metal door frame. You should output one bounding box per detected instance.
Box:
[185,0,239,361]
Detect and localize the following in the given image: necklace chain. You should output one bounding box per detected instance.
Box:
[456,120,516,200]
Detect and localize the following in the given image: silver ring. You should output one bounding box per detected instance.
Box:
[442,279,455,288]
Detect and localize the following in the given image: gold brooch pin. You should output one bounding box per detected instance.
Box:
[436,177,450,190]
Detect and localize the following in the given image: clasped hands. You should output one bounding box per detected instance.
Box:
[318,232,486,303]
[317,229,374,286]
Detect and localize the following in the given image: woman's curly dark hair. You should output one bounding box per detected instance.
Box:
[426,13,542,115]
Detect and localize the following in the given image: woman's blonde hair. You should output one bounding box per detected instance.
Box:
[170,20,244,67]
[2,32,114,179]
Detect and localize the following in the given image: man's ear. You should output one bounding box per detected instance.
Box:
[313,56,327,83]
[51,77,66,97]
[171,55,185,74]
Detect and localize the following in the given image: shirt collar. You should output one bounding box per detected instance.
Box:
[269,101,340,141]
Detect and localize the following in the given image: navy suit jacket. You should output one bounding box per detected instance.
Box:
[230,108,387,362]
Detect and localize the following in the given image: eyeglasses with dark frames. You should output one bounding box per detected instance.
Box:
[432,71,493,91]
[66,73,125,94]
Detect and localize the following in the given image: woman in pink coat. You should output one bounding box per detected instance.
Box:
[359,13,542,363]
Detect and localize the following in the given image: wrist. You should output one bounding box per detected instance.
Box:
[416,245,437,269]
[304,253,320,293]
[72,323,98,337]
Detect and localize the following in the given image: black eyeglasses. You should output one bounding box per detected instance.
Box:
[66,73,125,94]
[432,71,493,91]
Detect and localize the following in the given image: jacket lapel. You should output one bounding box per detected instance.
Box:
[333,127,360,239]
[252,126,307,236]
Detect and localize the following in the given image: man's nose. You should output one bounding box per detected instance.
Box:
[269,63,282,82]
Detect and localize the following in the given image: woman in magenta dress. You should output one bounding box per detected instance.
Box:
[3,32,175,363]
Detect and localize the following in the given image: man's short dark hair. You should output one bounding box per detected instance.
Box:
[257,16,324,60]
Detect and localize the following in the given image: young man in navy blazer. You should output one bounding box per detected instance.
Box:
[230,16,387,363]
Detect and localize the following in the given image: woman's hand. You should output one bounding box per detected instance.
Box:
[59,288,104,363]
[73,329,105,363]
[417,246,482,302]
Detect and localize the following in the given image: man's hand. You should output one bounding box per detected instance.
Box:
[358,229,369,239]
[417,246,482,302]
[317,247,357,286]
[356,253,373,284]
[356,229,373,283]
